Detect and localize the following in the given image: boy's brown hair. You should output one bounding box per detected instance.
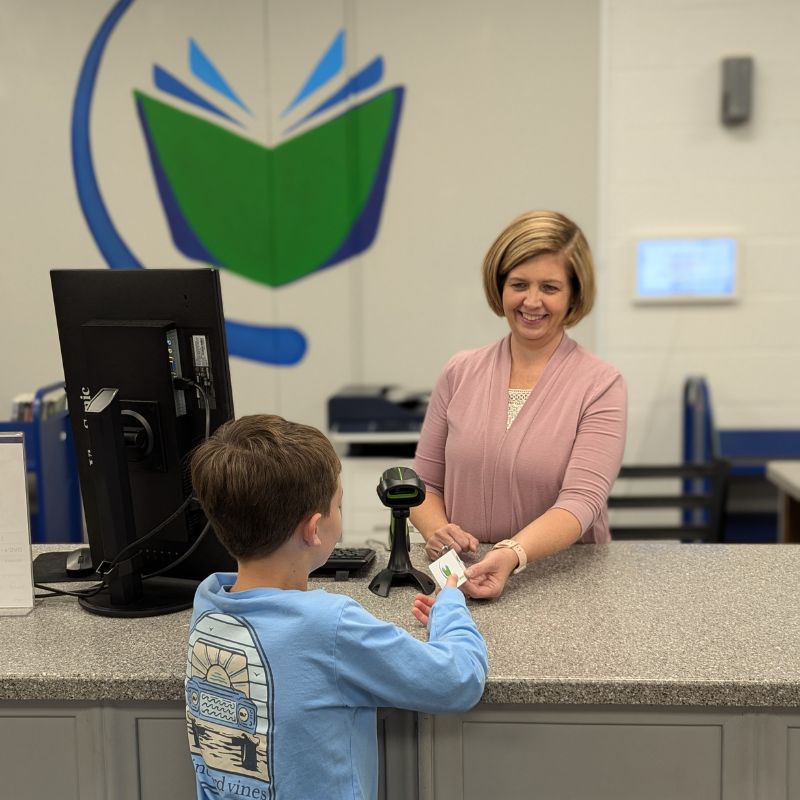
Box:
[190,414,341,561]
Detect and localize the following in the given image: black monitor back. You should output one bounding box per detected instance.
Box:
[51,268,236,580]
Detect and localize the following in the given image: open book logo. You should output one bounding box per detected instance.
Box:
[72,0,404,366]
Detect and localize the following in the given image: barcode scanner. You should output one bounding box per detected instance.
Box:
[368,467,436,597]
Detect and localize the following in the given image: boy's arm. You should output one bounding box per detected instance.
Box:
[333,591,488,714]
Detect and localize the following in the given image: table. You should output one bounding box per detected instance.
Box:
[766,460,800,542]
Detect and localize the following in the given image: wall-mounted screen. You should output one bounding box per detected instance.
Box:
[635,236,738,303]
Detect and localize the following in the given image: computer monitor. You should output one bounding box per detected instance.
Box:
[50,268,236,617]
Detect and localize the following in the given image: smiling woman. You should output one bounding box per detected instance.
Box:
[411,211,627,599]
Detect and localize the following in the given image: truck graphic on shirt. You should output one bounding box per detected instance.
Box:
[186,676,257,734]
[185,612,274,790]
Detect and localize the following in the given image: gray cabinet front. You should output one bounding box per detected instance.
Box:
[424,706,757,800]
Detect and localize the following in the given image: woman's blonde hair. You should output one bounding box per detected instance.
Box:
[482,210,596,328]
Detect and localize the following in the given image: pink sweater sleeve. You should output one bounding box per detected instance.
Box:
[552,371,627,536]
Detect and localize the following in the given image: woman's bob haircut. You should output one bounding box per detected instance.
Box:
[482,210,596,328]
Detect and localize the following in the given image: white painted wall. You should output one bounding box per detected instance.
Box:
[7,0,796,470]
[0,0,598,434]
[600,0,800,463]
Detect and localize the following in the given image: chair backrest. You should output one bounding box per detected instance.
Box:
[608,459,730,542]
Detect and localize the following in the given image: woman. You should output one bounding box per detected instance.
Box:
[411,210,627,599]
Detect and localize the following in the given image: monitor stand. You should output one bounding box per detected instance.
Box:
[83,388,197,617]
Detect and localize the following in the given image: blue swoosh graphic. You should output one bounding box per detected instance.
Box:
[283,56,384,135]
[154,64,242,126]
[70,0,307,366]
[71,0,140,268]
[281,29,344,116]
[190,38,251,114]
[225,321,307,366]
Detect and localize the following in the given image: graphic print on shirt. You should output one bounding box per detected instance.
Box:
[186,612,275,798]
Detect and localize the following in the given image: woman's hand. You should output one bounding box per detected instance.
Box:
[462,548,519,599]
[411,574,458,626]
[424,523,480,561]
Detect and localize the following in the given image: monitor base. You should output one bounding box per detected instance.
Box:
[78,576,198,617]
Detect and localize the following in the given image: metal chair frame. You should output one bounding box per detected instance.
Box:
[608,459,730,542]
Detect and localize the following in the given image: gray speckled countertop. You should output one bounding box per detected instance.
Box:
[4,542,800,707]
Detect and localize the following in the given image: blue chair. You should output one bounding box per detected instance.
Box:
[0,382,83,543]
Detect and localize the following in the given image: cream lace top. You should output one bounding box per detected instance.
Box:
[506,388,532,429]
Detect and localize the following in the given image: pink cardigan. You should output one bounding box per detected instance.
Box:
[413,335,627,543]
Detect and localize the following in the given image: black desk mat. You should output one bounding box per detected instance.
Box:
[33,550,98,583]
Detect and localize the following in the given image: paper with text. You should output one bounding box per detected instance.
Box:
[0,433,34,615]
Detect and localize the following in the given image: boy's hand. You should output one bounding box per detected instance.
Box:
[411,574,458,626]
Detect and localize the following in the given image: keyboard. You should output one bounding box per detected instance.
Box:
[311,547,377,577]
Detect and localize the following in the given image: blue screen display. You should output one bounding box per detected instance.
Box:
[636,237,737,300]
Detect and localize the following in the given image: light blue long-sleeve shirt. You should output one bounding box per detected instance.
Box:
[185,574,488,800]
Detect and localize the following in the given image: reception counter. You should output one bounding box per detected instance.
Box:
[4,542,800,799]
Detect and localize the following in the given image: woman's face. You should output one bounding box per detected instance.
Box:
[501,253,573,349]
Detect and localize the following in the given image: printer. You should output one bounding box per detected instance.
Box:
[327,385,430,434]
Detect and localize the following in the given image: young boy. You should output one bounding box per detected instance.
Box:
[185,414,488,800]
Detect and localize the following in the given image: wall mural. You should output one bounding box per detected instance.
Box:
[71,0,404,366]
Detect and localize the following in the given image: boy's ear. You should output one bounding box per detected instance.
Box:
[300,512,323,547]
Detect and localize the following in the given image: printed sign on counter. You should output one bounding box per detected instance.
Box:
[0,432,34,615]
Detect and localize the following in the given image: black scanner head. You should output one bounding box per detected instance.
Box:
[376,466,426,510]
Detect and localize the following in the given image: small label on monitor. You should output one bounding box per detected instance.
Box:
[191,335,216,410]
[166,329,187,417]
[192,335,209,367]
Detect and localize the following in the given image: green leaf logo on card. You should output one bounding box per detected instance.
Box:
[72,0,404,365]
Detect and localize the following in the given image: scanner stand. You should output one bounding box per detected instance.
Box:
[368,510,435,597]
